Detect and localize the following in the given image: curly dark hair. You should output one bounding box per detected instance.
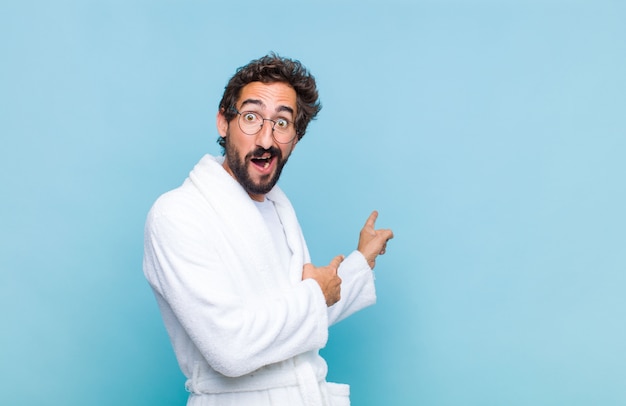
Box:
[217,53,322,151]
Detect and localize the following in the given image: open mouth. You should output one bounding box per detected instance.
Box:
[250,154,274,170]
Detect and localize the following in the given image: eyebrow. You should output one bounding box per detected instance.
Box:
[239,99,295,117]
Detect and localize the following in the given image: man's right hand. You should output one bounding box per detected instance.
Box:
[302,255,344,307]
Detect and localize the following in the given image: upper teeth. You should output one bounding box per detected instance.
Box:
[252,157,271,168]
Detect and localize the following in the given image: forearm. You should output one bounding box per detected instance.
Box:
[148,256,330,377]
[326,250,377,326]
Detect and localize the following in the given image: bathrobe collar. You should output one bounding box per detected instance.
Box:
[188,154,309,286]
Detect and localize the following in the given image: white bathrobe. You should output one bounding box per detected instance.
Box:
[143,154,377,406]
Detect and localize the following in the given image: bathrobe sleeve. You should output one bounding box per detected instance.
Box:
[143,191,330,378]
[327,250,377,326]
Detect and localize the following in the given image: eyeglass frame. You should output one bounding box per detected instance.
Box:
[229,106,298,144]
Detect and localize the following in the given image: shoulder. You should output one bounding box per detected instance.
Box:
[146,180,212,236]
[150,181,197,216]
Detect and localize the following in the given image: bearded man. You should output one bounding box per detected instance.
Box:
[143,53,394,406]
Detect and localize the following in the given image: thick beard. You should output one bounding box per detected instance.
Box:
[224,134,289,196]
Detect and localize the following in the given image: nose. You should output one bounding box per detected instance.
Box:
[255,119,275,149]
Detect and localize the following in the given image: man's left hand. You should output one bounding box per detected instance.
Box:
[357,211,394,269]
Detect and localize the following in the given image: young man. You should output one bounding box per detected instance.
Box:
[143,54,394,405]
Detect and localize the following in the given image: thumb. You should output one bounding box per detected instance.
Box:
[329,254,345,271]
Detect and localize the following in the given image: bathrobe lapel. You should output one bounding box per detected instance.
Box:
[188,154,307,289]
[266,187,311,286]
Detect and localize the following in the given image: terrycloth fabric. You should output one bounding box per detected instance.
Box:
[143,154,376,405]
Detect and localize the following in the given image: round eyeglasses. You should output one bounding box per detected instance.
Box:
[232,108,297,144]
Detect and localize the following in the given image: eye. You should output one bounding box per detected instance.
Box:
[243,112,258,122]
[275,118,289,129]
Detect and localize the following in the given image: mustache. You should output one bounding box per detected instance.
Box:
[248,146,282,159]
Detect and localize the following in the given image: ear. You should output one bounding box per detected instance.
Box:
[216,110,228,138]
[290,136,298,152]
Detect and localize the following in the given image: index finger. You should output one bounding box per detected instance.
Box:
[364,210,379,229]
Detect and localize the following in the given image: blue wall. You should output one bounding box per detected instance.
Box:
[1,1,625,405]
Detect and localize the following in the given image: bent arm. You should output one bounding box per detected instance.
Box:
[143,202,328,377]
[325,211,393,325]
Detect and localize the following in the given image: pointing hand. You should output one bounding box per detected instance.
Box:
[357,211,394,269]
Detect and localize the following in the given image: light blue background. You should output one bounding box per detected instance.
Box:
[1,1,625,405]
